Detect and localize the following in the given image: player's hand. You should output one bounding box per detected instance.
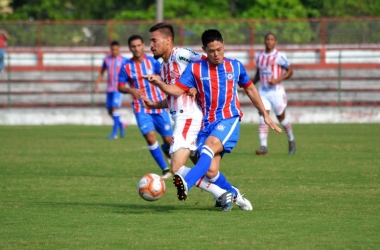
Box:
[141,96,156,109]
[129,88,142,99]
[268,78,280,85]
[264,115,282,133]
[187,88,198,99]
[142,75,162,86]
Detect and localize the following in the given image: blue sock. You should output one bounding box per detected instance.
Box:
[112,111,120,135]
[161,143,170,153]
[184,145,214,190]
[209,172,237,196]
[148,141,168,171]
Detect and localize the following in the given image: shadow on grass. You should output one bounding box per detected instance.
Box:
[34,201,220,214]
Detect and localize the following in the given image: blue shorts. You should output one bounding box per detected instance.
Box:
[106,92,123,109]
[197,116,240,156]
[135,112,173,137]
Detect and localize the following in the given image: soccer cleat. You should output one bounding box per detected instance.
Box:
[161,144,171,164]
[217,191,233,212]
[107,133,118,140]
[120,123,127,138]
[173,174,188,201]
[232,186,253,211]
[289,140,296,155]
[161,169,172,179]
[214,200,222,208]
[255,146,268,155]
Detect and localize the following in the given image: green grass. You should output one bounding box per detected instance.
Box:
[0,124,379,249]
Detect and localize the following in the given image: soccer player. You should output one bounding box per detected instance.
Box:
[0,29,9,72]
[253,33,296,155]
[142,23,249,211]
[117,35,171,178]
[144,29,282,205]
[94,41,128,139]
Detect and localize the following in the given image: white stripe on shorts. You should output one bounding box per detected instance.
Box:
[222,117,239,145]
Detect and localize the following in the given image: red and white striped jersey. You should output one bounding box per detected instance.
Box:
[255,49,290,90]
[160,47,205,114]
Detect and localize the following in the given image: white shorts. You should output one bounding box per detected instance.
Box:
[259,86,287,116]
[169,110,203,155]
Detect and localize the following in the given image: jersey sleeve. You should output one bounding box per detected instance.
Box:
[237,60,253,88]
[102,58,107,69]
[277,52,290,69]
[177,48,205,64]
[118,65,129,86]
[176,63,196,91]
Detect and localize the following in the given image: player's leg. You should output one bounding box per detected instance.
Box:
[274,88,295,154]
[152,112,172,164]
[256,94,271,154]
[105,92,118,139]
[135,112,170,176]
[175,117,240,196]
[113,92,126,138]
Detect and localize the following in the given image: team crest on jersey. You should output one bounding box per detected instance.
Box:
[226,72,234,80]
[146,69,153,75]
[165,124,171,131]
[216,124,225,131]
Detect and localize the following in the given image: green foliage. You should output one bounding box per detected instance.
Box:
[2,0,379,21]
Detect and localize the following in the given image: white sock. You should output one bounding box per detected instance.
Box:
[280,118,294,142]
[258,116,268,147]
[176,166,225,199]
[176,166,191,177]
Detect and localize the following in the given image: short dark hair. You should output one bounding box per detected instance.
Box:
[264,32,276,40]
[201,29,223,47]
[149,22,174,41]
[110,40,119,47]
[128,35,144,46]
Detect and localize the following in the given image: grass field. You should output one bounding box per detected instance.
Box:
[1,124,379,249]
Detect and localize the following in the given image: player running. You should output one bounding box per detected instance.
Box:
[253,33,296,155]
[143,25,257,211]
[118,35,172,178]
[145,29,282,207]
[94,41,128,139]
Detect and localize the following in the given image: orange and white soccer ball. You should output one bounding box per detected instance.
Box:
[137,173,166,201]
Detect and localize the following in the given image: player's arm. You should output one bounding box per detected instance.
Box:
[94,68,106,93]
[238,61,282,133]
[141,96,168,109]
[243,83,281,133]
[143,75,185,98]
[117,65,142,98]
[269,53,293,85]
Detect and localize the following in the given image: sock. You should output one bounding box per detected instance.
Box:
[176,166,191,177]
[196,175,226,200]
[148,141,168,171]
[184,145,214,190]
[161,143,170,154]
[207,171,237,197]
[177,166,225,200]
[281,118,294,142]
[258,115,268,147]
[112,111,121,135]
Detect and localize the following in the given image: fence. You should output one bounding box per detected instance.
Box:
[0,53,379,109]
[1,18,380,47]
[0,18,379,110]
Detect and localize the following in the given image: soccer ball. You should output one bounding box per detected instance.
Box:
[137,173,166,201]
